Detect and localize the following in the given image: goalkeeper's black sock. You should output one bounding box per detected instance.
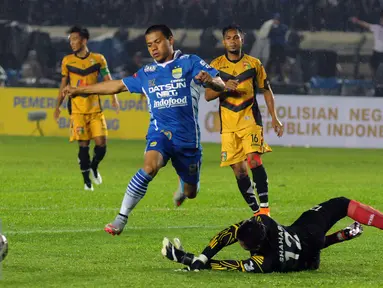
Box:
[78,146,91,185]
[237,175,260,213]
[251,165,269,208]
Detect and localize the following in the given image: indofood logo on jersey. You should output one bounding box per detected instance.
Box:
[149,82,187,98]
[153,96,187,109]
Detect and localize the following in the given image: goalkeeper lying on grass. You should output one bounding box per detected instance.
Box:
[162,197,383,272]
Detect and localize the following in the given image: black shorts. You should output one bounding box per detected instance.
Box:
[370,51,383,72]
[269,44,286,63]
[288,197,351,268]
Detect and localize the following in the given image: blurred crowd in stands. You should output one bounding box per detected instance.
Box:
[2,0,383,31]
[0,0,383,96]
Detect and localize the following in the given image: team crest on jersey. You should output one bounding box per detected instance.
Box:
[221,151,227,162]
[144,65,157,73]
[172,67,182,79]
[149,141,157,147]
[243,62,251,70]
[76,127,84,135]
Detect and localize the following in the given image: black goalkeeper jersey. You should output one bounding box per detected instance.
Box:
[250,215,304,272]
[202,214,321,273]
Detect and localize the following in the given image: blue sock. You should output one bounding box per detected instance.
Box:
[119,169,153,216]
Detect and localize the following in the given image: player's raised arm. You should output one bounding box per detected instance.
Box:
[195,71,225,92]
[350,17,371,30]
[208,75,226,92]
[191,55,225,93]
[204,58,222,101]
[205,79,240,101]
[63,80,127,98]
[103,74,120,113]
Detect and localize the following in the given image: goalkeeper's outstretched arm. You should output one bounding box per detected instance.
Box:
[197,222,243,260]
[162,222,273,273]
[207,255,273,273]
[192,222,274,273]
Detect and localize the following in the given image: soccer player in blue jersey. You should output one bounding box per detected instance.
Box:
[63,25,225,235]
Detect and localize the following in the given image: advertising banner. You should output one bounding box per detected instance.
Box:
[0,88,150,140]
[199,95,383,149]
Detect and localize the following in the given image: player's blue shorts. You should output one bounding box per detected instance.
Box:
[145,131,202,185]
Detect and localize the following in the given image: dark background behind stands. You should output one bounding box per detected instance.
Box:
[2,0,383,32]
[0,0,382,96]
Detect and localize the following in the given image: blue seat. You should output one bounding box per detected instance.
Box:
[309,76,342,95]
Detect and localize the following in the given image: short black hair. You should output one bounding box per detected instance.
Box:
[222,24,244,37]
[236,217,266,251]
[68,26,90,40]
[145,24,173,39]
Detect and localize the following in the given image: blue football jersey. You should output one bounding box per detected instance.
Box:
[122,50,218,148]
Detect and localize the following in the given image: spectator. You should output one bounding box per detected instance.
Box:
[123,51,143,76]
[184,0,207,29]
[350,11,383,78]
[242,29,256,55]
[266,13,288,82]
[21,50,43,82]
[285,22,304,59]
[0,65,7,87]
[283,23,304,83]
[111,27,130,70]
[251,16,274,65]
[198,26,219,59]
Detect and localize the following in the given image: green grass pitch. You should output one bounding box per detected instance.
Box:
[0,135,382,287]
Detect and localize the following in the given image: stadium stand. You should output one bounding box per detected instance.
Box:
[0,0,382,95]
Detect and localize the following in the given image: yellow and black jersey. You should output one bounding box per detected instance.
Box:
[199,214,312,273]
[61,52,110,114]
[210,54,269,133]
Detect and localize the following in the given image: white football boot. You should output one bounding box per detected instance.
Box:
[84,183,94,191]
[90,168,102,185]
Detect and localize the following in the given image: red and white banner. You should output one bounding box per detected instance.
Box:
[199,94,383,149]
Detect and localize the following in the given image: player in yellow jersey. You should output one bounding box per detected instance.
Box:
[54,26,120,191]
[205,25,283,216]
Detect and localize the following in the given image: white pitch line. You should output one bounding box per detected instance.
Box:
[0,207,251,212]
[6,225,223,235]
[0,206,302,212]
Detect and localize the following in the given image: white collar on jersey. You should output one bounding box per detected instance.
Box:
[155,50,182,67]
